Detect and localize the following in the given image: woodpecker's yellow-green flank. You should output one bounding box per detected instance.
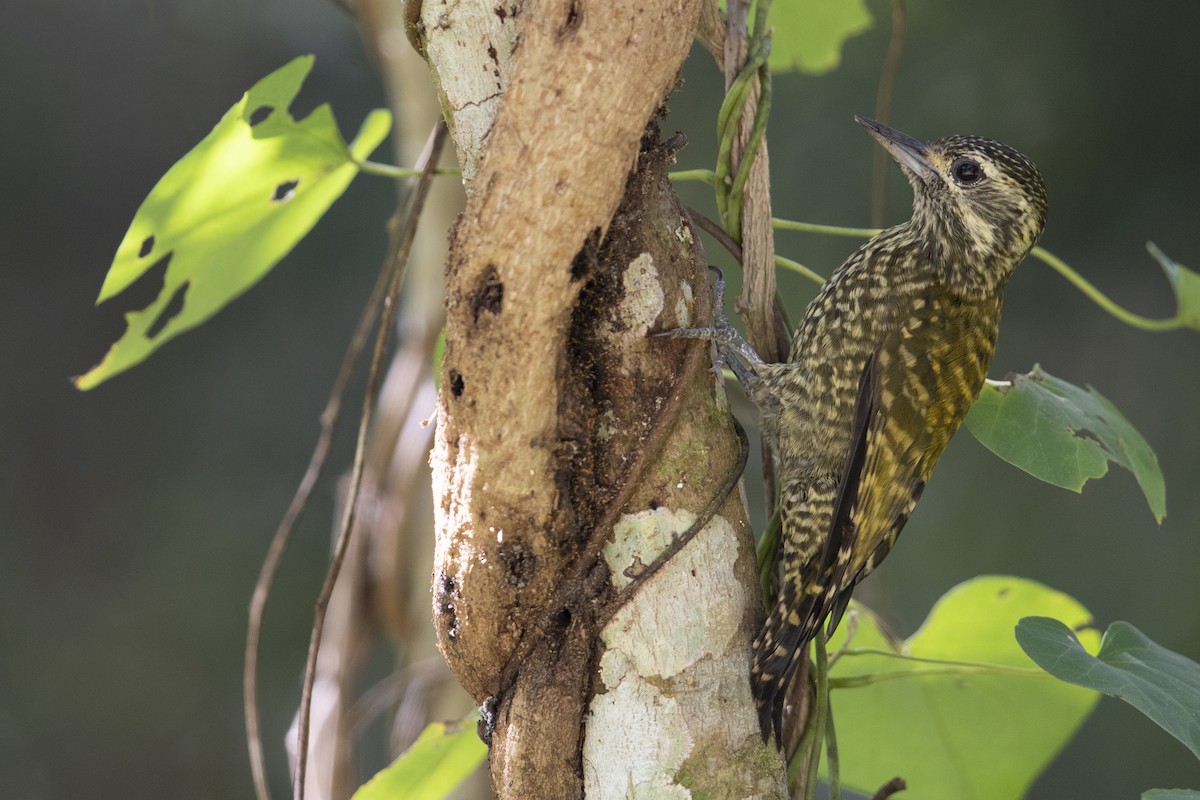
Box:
[664,117,1046,744]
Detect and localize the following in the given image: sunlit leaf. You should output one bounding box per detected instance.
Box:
[350,713,486,800]
[965,365,1165,523]
[768,0,873,74]
[1143,790,1200,800]
[75,55,392,389]
[1146,242,1200,329]
[826,576,1100,800]
[1017,617,1200,760]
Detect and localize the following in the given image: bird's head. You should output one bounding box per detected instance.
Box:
[857,115,1047,296]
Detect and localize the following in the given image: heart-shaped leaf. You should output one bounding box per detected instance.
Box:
[965,365,1165,522]
[825,576,1100,800]
[1017,617,1200,761]
[767,0,873,74]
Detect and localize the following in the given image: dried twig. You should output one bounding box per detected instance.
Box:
[292,121,449,800]
[872,777,907,800]
[244,173,412,800]
[685,204,744,263]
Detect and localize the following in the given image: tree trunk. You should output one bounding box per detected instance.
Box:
[414,1,786,797]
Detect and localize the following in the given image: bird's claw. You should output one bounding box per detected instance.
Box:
[651,266,765,388]
[653,265,731,340]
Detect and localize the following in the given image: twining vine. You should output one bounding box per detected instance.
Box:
[244,123,449,800]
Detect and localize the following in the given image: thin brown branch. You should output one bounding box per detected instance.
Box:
[872,777,908,800]
[869,0,907,228]
[244,181,406,800]
[685,204,744,263]
[292,121,449,800]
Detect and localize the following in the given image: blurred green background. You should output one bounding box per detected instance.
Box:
[2,1,1198,798]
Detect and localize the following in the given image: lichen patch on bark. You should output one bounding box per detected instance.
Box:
[675,279,695,329]
[586,508,773,798]
[583,676,693,800]
[613,252,665,339]
[599,509,745,680]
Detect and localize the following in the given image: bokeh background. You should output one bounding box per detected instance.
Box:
[3,1,1198,797]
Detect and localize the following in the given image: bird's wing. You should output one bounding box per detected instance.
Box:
[817,350,883,636]
[752,353,878,743]
[836,300,995,589]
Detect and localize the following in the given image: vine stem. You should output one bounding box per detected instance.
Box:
[827,643,1048,691]
[816,634,840,800]
[670,169,719,186]
[714,41,770,232]
[826,696,841,800]
[292,121,448,800]
[243,215,391,800]
[825,639,1049,688]
[726,56,772,240]
[244,140,449,800]
[767,217,1185,331]
[772,218,880,238]
[355,158,461,180]
[1030,245,1179,331]
[835,647,1045,672]
[775,255,824,286]
[869,0,906,228]
[790,633,834,799]
[830,664,1050,689]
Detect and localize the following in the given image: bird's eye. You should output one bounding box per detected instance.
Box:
[952,158,983,185]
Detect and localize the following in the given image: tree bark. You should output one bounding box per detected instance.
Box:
[418,1,786,797]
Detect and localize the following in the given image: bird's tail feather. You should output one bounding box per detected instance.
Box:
[751,579,841,744]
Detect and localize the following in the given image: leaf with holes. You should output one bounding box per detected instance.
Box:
[826,576,1101,800]
[1146,242,1200,330]
[350,713,486,800]
[767,0,873,74]
[964,364,1165,523]
[1017,618,1200,761]
[74,55,392,389]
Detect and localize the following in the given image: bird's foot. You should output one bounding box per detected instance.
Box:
[653,267,765,384]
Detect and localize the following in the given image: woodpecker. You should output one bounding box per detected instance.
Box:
[665,116,1046,744]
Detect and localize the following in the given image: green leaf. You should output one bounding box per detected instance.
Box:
[826,576,1100,800]
[1146,242,1200,329]
[1143,791,1200,800]
[1016,617,1200,760]
[75,55,392,390]
[350,713,487,800]
[965,365,1166,523]
[768,0,873,74]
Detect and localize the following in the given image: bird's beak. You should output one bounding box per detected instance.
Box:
[855,116,936,183]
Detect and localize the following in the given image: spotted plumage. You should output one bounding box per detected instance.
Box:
[662,117,1046,744]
